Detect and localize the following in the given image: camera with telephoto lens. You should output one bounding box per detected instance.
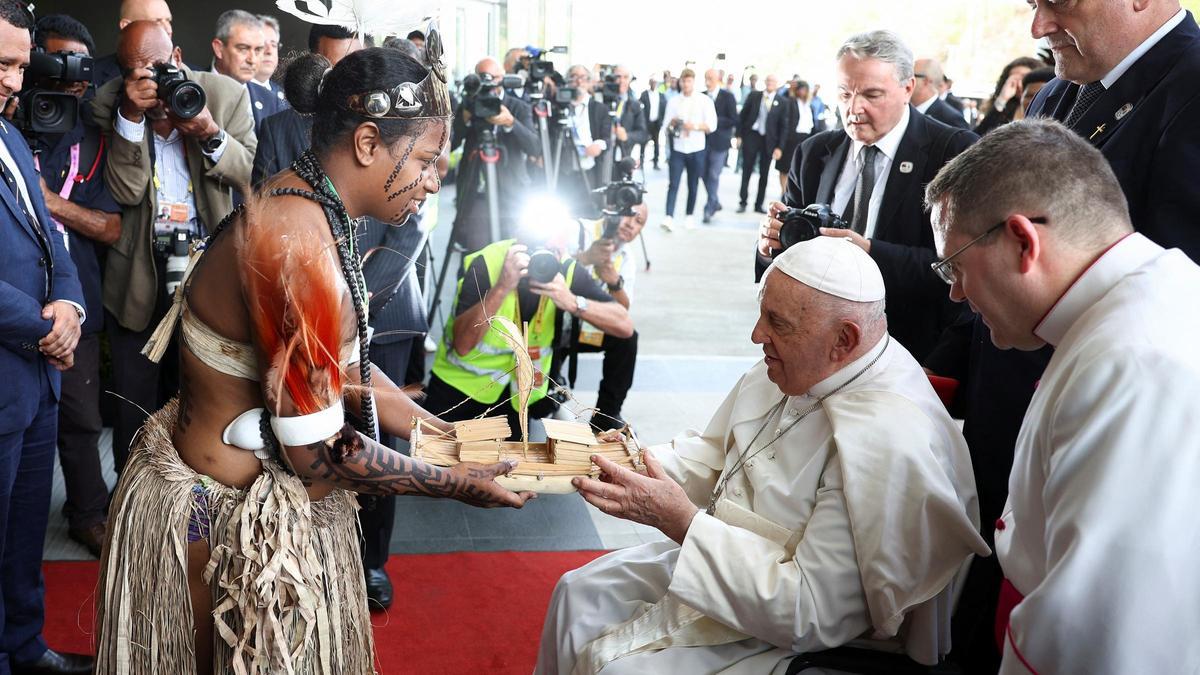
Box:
[14,50,94,137]
[777,204,849,250]
[597,66,622,107]
[154,228,195,295]
[150,62,206,120]
[593,158,645,240]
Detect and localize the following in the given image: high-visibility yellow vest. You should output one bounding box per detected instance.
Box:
[431,239,576,408]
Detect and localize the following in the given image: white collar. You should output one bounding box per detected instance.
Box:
[913,95,936,114]
[849,104,909,163]
[1101,8,1186,88]
[251,78,273,90]
[1034,232,1162,346]
[706,88,719,98]
[801,333,890,400]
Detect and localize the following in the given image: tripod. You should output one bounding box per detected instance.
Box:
[427,125,503,328]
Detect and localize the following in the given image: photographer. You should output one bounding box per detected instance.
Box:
[425,217,633,434]
[558,64,611,216]
[450,56,541,252]
[562,202,646,428]
[22,13,121,558]
[660,68,715,231]
[608,65,647,165]
[91,20,256,475]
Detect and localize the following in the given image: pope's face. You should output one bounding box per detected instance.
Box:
[751,274,839,396]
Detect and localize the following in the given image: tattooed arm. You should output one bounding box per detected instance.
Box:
[284,429,534,508]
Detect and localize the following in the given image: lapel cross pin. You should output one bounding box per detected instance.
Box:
[899,161,913,174]
[1090,123,1107,140]
[1115,103,1133,120]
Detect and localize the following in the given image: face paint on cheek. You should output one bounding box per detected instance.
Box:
[383,135,418,196]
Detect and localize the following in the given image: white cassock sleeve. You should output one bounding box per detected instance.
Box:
[666,457,870,652]
[1002,350,1200,674]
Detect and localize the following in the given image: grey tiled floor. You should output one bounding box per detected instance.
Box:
[44,159,769,560]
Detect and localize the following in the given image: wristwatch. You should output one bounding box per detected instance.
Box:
[199,129,226,155]
[575,296,589,315]
[606,276,625,292]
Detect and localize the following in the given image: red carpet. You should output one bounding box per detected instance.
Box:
[43,550,608,674]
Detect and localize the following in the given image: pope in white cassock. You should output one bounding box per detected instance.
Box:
[536,236,990,675]
[927,119,1200,675]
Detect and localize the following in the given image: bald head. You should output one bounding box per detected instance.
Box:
[764,73,780,93]
[704,68,720,91]
[117,20,173,72]
[119,0,173,37]
[475,57,502,79]
[913,58,945,106]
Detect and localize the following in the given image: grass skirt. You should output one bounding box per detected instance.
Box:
[94,399,376,674]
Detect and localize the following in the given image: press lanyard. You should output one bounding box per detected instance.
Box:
[33,143,80,250]
[152,137,193,195]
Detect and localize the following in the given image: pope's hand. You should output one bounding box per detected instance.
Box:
[573,450,699,544]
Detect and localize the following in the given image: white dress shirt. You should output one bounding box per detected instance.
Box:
[913,95,936,115]
[662,92,717,155]
[830,105,910,238]
[569,100,604,170]
[645,89,660,122]
[793,98,814,134]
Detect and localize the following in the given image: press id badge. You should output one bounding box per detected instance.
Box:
[155,202,192,235]
[579,321,604,347]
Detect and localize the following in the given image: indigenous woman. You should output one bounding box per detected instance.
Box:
[95,37,533,674]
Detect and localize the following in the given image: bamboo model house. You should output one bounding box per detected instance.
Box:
[411,316,644,493]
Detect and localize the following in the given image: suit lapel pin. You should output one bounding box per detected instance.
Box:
[1115,103,1133,120]
[1090,123,1107,140]
[899,161,913,174]
[254,100,264,110]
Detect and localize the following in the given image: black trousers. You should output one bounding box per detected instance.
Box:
[56,333,108,529]
[106,277,178,476]
[358,337,417,571]
[423,373,557,436]
[640,121,663,168]
[739,131,773,210]
[550,331,638,425]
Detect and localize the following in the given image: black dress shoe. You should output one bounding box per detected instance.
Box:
[702,213,712,224]
[365,567,393,610]
[68,520,106,558]
[13,649,93,674]
[736,204,747,213]
[754,206,769,214]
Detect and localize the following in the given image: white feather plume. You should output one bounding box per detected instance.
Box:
[275,0,441,37]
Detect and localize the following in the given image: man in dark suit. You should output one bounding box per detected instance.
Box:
[766,78,824,197]
[610,65,647,166]
[209,10,278,135]
[756,30,976,364]
[558,65,611,219]
[940,76,965,112]
[639,78,666,170]
[0,5,93,672]
[924,4,1200,672]
[912,58,969,129]
[451,57,542,251]
[735,73,781,214]
[701,68,738,223]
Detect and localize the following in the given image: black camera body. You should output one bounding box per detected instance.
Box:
[461,72,525,121]
[154,228,195,295]
[777,204,849,250]
[150,63,206,120]
[516,234,563,286]
[14,50,94,137]
[520,45,567,89]
[597,66,622,108]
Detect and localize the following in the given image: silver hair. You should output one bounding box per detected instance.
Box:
[257,14,280,37]
[837,30,914,83]
[214,9,261,42]
[567,64,591,78]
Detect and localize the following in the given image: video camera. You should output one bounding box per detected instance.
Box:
[460,71,525,120]
[150,62,206,120]
[14,49,93,137]
[777,204,849,250]
[519,45,568,89]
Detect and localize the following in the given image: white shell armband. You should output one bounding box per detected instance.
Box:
[270,402,346,447]
[222,408,267,451]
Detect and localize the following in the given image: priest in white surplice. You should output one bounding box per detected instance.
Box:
[926,119,1200,674]
[536,236,990,675]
